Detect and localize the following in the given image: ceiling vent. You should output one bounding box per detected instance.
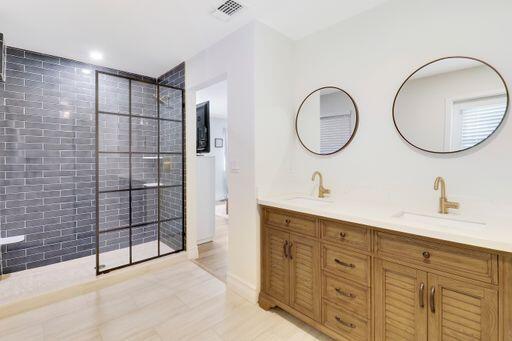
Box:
[211,0,244,21]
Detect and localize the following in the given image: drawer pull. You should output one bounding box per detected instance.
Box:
[335,316,356,329]
[335,287,356,299]
[419,282,425,308]
[283,241,288,259]
[285,218,291,226]
[430,286,436,313]
[334,258,355,268]
[422,251,431,259]
[339,231,346,239]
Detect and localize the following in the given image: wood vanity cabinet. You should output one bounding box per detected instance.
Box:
[262,225,321,320]
[259,206,511,341]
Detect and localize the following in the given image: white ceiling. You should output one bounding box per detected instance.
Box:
[196,80,227,118]
[0,0,388,77]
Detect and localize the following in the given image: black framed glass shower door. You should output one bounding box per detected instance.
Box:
[95,71,185,275]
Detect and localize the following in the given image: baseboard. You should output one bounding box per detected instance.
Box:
[196,237,213,245]
[226,272,258,303]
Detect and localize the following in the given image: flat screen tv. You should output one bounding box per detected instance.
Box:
[196,101,210,153]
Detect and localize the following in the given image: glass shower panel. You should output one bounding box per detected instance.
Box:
[98,114,130,152]
[98,74,129,114]
[96,71,184,274]
[98,191,130,231]
[99,153,129,192]
[160,220,183,253]
[160,154,182,186]
[132,117,158,153]
[132,154,158,189]
[159,87,183,120]
[99,229,130,271]
[131,223,159,262]
[160,120,182,153]
[131,81,158,117]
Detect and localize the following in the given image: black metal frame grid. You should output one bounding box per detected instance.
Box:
[95,71,185,275]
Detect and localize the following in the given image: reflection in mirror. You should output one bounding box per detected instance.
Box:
[393,57,508,153]
[296,87,358,155]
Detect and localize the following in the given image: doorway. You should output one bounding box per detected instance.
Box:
[193,80,229,282]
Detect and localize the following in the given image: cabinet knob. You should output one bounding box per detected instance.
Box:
[285,219,291,226]
[339,232,346,239]
[422,251,431,259]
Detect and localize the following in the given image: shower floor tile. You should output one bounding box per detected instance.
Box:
[0,241,173,306]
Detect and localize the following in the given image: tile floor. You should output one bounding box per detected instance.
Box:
[0,260,331,341]
[0,241,173,306]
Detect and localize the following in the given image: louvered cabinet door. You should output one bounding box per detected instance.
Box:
[263,227,290,304]
[427,274,498,341]
[374,259,428,341]
[289,234,321,321]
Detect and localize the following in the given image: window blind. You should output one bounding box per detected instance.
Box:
[460,103,506,148]
[320,114,351,154]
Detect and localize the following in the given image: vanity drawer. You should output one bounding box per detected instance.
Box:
[375,232,498,284]
[264,208,317,237]
[322,244,370,286]
[321,219,370,251]
[323,272,369,318]
[323,300,369,341]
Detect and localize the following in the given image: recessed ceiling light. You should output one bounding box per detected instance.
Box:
[81,68,92,75]
[89,51,103,61]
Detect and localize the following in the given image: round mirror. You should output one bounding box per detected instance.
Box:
[295,87,359,155]
[393,57,508,153]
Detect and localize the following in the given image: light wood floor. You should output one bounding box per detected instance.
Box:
[193,204,229,282]
[0,260,331,341]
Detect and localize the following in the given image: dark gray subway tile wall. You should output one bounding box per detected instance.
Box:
[0,46,185,274]
[157,62,185,252]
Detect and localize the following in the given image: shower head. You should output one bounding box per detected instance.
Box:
[154,94,170,105]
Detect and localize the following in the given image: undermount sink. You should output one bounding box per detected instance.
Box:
[393,211,486,230]
[285,196,333,207]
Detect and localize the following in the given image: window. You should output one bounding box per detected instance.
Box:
[320,113,353,154]
[448,94,506,150]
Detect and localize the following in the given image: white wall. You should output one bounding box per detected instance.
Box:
[287,0,512,212]
[185,23,259,300]
[185,0,512,299]
[185,21,294,300]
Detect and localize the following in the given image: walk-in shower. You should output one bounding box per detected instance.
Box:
[95,71,185,274]
[0,45,185,306]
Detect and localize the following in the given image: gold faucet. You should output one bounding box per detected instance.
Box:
[311,171,330,198]
[434,176,459,214]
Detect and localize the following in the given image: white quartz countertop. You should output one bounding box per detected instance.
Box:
[258,194,512,253]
